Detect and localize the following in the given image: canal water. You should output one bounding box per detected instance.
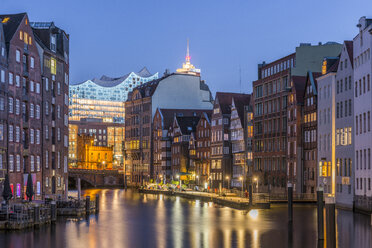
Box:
[0,189,371,248]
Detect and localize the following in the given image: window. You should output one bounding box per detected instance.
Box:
[8,125,13,142]
[15,75,20,87]
[15,99,20,115]
[15,126,20,142]
[45,77,49,91]
[8,97,13,113]
[30,81,34,92]
[0,98,4,111]
[0,124,3,141]
[0,70,4,83]
[30,103,34,118]
[36,129,40,144]
[16,155,20,172]
[57,105,61,119]
[30,129,34,144]
[31,155,35,172]
[9,154,14,171]
[29,56,35,68]
[45,101,49,115]
[45,151,49,168]
[57,82,61,95]
[36,156,40,171]
[45,125,49,139]
[36,105,40,119]
[36,83,40,94]
[16,50,20,62]
[8,72,13,85]
[50,57,56,75]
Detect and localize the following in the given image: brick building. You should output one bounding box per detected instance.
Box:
[31,21,69,198]
[152,108,210,183]
[286,76,306,193]
[253,43,342,193]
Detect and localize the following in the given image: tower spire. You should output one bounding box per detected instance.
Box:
[186,38,190,62]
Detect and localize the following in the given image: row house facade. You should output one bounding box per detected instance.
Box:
[354,17,372,212]
[253,43,342,194]
[194,112,212,187]
[168,116,200,181]
[0,20,7,185]
[152,108,209,183]
[0,13,69,199]
[32,21,69,198]
[286,76,306,193]
[230,95,252,188]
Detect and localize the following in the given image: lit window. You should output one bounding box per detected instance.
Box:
[51,57,56,75]
[19,31,23,40]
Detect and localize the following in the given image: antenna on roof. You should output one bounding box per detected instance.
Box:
[186,38,190,62]
[239,65,242,93]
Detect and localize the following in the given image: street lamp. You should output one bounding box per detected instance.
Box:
[196,175,199,186]
[226,176,230,190]
[239,177,243,194]
[254,177,258,193]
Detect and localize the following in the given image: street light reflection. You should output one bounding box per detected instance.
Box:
[248,209,259,220]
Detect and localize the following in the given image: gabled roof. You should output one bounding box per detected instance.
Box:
[232,94,251,124]
[304,71,321,98]
[158,108,212,130]
[215,92,250,115]
[0,13,26,43]
[291,76,307,104]
[175,116,201,135]
[344,41,353,68]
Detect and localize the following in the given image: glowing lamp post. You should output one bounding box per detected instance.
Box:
[177,175,181,191]
[226,176,230,190]
[239,177,243,194]
[254,177,258,193]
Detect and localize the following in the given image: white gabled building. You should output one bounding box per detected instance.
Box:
[335,41,354,209]
[353,17,372,212]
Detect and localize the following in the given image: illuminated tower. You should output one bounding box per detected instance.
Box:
[177,39,201,76]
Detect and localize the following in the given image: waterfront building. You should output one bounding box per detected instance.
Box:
[286,76,306,193]
[152,108,210,183]
[31,21,69,198]
[194,112,212,187]
[230,95,252,189]
[334,41,354,209]
[76,134,113,170]
[69,67,158,123]
[253,42,342,194]
[0,19,7,186]
[0,13,43,199]
[353,17,372,212]
[316,58,338,197]
[69,119,124,169]
[210,92,247,189]
[125,72,213,185]
[168,116,200,181]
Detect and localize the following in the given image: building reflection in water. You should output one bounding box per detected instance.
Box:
[0,189,371,248]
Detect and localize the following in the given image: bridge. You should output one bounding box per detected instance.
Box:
[68,169,124,188]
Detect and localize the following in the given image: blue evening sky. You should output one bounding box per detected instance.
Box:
[2,0,371,95]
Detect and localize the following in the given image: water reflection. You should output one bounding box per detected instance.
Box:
[0,189,370,248]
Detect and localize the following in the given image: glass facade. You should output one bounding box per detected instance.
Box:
[69,69,158,123]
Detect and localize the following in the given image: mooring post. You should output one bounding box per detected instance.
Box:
[317,188,324,240]
[325,196,336,248]
[248,184,253,206]
[288,183,293,223]
[51,201,57,222]
[34,204,40,225]
[86,196,91,214]
[77,177,81,201]
[95,194,100,213]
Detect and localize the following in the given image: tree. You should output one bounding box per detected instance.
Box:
[2,174,12,204]
[26,173,34,202]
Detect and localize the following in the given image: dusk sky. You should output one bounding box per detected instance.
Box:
[2,0,371,94]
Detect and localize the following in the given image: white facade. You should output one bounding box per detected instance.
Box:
[335,42,354,209]
[151,74,213,116]
[353,17,372,199]
[317,71,336,195]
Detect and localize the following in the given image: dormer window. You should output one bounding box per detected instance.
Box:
[50,34,56,52]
